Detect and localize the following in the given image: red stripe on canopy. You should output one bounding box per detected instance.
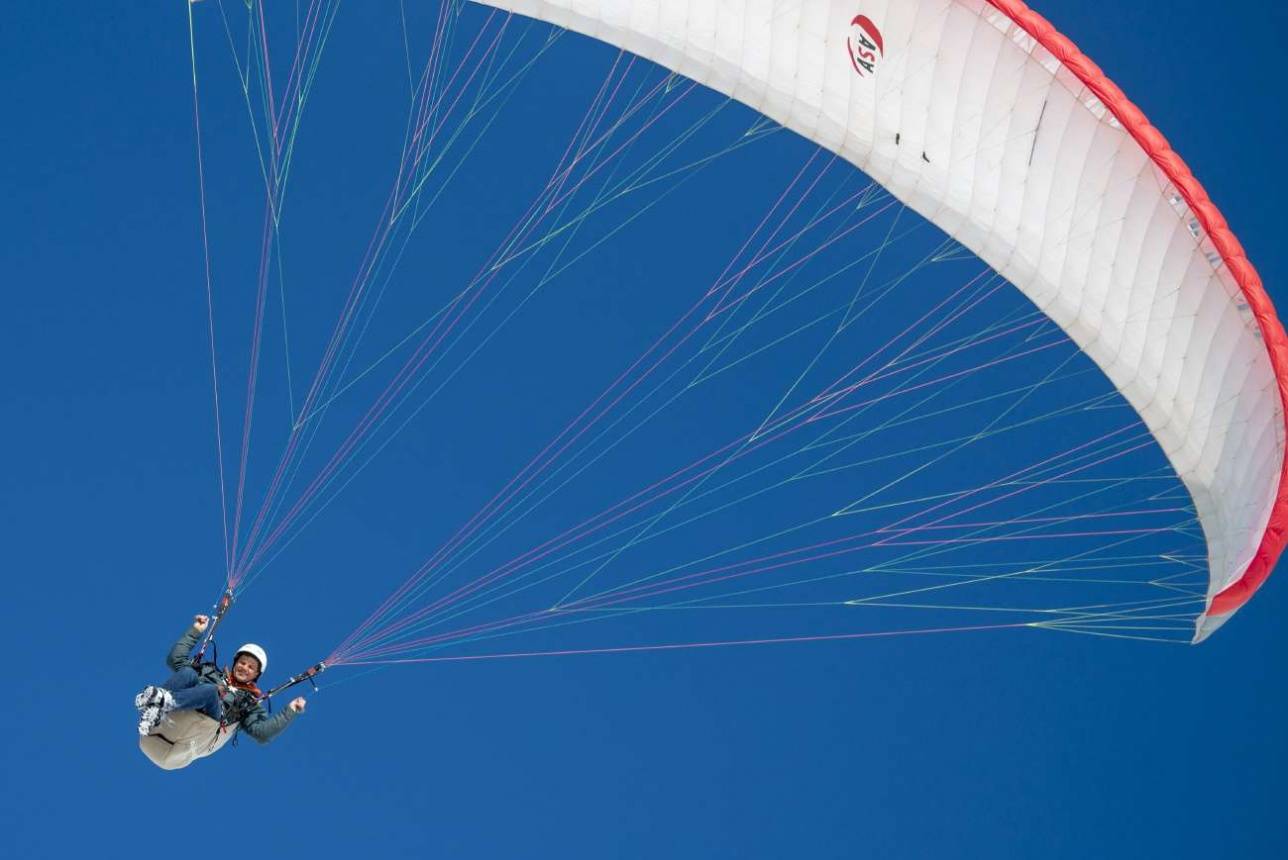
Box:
[984,0,1288,624]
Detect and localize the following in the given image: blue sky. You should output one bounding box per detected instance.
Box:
[2,2,1286,858]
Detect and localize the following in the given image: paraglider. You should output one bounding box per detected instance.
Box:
[136,610,309,770]
[155,0,1283,767]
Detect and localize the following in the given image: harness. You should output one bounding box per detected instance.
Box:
[185,586,328,744]
[221,681,262,726]
[184,660,259,723]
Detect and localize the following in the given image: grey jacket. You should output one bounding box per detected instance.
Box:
[167,628,299,744]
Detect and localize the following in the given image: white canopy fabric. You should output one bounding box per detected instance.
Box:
[472,0,1287,640]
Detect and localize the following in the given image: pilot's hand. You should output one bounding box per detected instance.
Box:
[289,697,307,714]
[193,614,210,633]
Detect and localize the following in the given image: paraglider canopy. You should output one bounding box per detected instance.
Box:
[465,0,1287,641]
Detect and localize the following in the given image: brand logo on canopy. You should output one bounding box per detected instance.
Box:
[846,14,884,77]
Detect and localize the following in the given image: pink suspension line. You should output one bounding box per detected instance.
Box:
[188,0,233,580]
[331,621,1032,667]
[232,10,507,582]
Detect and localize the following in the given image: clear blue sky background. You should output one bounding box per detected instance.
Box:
[2,2,1286,858]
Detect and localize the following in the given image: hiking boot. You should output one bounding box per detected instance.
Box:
[138,704,164,736]
[134,686,166,711]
